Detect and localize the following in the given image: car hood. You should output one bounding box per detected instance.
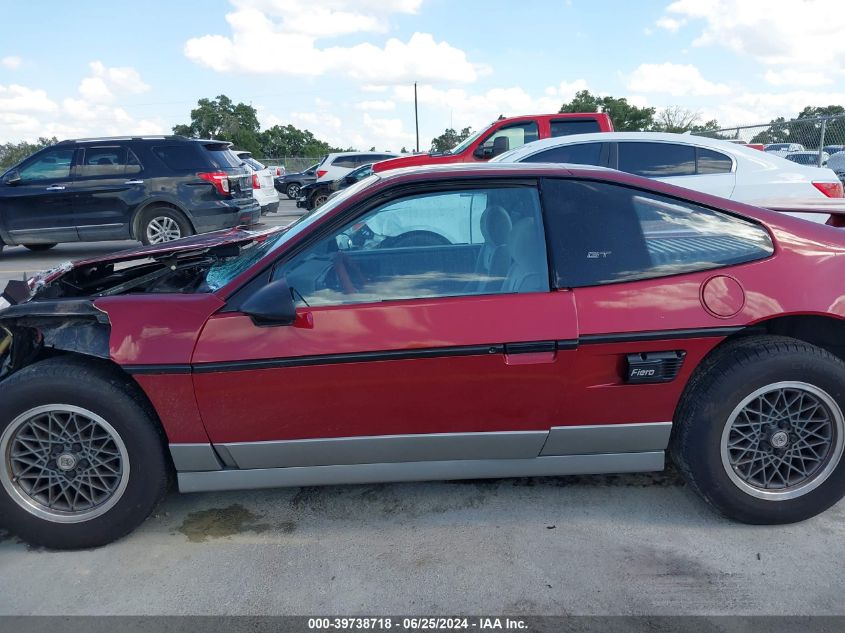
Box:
[372,153,454,173]
[5,225,286,301]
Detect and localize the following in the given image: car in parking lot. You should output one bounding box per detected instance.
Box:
[492,132,844,213]
[235,150,281,215]
[296,163,374,211]
[316,152,397,182]
[828,152,845,185]
[5,162,845,548]
[785,151,830,167]
[0,136,260,253]
[764,142,806,156]
[373,112,614,173]
[275,163,319,199]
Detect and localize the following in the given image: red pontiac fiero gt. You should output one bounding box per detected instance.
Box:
[3,163,845,548]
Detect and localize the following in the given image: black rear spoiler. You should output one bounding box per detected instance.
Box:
[761,199,845,228]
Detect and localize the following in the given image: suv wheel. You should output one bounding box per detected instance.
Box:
[286,183,301,199]
[0,357,170,548]
[23,243,57,252]
[672,336,845,524]
[139,207,193,246]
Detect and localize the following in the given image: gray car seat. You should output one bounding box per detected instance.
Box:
[502,217,547,293]
[470,204,512,293]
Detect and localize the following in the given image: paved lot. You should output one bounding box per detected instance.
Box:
[1,469,844,615]
[0,198,303,290]
[2,196,845,615]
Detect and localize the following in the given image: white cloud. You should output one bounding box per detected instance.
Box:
[355,99,396,111]
[764,68,833,87]
[0,63,162,143]
[1,56,23,70]
[184,1,485,84]
[716,89,845,125]
[0,85,58,113]
[626,63,730,96]
[78,61,151,103]
[661,0,845,76]
[655,17,685,32]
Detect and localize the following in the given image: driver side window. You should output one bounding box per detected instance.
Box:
[275,186,549,306]
[18,148,76,183]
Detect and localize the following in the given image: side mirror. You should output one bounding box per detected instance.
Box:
[3,170,21,186]
[491,136,510,157]
[240,279,297,326]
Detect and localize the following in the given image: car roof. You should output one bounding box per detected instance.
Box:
[494,131,831,171]
[375,161,611,183]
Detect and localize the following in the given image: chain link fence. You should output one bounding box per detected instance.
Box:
[693,115,845,168]
[255,156,323,173]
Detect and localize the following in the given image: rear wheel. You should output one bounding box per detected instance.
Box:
[0,357,170,548]
[672,336,845,524]
[139,206,193,245]
[286,183,301,199]
[23,243,57,252]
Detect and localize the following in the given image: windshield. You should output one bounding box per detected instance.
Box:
[243,157,265,171]
[448,127,486,155]
[204,173,381,290]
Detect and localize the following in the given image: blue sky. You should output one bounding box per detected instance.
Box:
[1,0,843,152]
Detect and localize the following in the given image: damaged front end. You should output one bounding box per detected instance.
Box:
[0,298,112,382]
[0,226,284,382]
[0,226,286,382]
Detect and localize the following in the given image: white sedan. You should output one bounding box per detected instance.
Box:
[492,132,844,219]
[236,151,281,215]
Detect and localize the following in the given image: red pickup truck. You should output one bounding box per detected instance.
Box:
[373,112,614,173]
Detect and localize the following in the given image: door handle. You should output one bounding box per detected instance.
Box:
[45,185,65,191]
[124,179,144,185]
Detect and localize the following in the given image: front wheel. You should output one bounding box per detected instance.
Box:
[672,336,845,524]
[311,192,329,209]
[0,357,170,548]
[286,183,301,199]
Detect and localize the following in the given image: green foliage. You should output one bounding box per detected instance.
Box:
[430,126,473,153]
[559,90,656,131]
[174,94,346,158]
[258,124,338,158]
[0,137,59,171]
[173,95,262,154]
[749,107,845,147]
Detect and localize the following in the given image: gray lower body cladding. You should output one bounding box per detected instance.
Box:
[171,423,672,493]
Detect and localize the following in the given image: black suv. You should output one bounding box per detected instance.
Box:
[0,136,260,254]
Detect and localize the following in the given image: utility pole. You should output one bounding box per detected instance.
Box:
[414,81,420,153]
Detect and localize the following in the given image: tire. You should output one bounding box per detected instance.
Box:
[0,357,171,549]
[671,335,845,524]
[23,243,57,252]
[311,192,329,209]
[138,206,193,246]
[286,183,301,199]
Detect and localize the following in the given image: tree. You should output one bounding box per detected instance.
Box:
[796,105,845,149]
[430,126,473,153]
[258,124,338,158]
[651,106,720,134]
[559,90,655,131]
[173,95,261,155]
[749,106,845,147]
[0,137,59,170]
